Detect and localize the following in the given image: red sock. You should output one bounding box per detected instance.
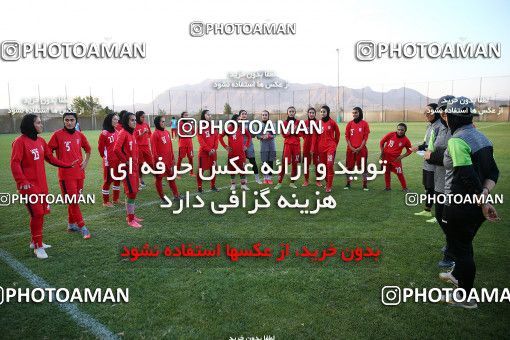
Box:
[188,157,194,174]
[155,177,164,199]
[397,172,407,189]
[197,172,203,189]
[128,213,135,222]
[168,180,179,197]
[30,215,44,248]
[384,171,391,189]
[326,165,334,188]
[102,182,110,203]
[70,204,85,227]
[211,175,216,188]
[112,182,120,202]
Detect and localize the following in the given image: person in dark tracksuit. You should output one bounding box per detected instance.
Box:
[257,110,277,184]
[413,103,442,221]
[438,97,500,309]
[424,96,455,268]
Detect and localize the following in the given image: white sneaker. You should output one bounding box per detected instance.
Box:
[34,247,48,259]
[29,242,51,249]
[241,184,250,191]
[255,178,263,184]
[230,184,236,191]
[289,183,298,189]
[439,271,459,287]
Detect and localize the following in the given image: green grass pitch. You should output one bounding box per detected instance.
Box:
[0,122,509,338]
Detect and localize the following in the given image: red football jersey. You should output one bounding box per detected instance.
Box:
[197,128,219,156]
[114,129,139,166]
[380,132,412,160]
[220,128,251,157]
[98,130,118,167]
[11,135,70,193]
[48,129,91,180]
[178,120,194,148]
[151,129,175,166]
[281,119,301,146]
[345,120,370,148]
[302,119,319,154]
[317,119,340,151]
[134,122,151,146]
[115,124,123,132]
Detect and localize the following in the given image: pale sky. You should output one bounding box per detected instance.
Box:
[1,0,509,108]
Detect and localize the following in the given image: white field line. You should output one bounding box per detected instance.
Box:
[0,248,119,339]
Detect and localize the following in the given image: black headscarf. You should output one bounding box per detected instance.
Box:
[121,112,135,134]
[397,122,407,138]
[286,106,296,122]
[200,110,210,121]
[135,111,145,124]
[154,115,165,131]
[20,114,38,140]
[307,108,316,121]
[102,113,117,133]
[321,105,331,123]
[353,107,363,123]
[63,112,77,134]
[118,110,127,123]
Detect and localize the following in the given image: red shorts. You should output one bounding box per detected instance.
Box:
[282,144,301,164]
[179,146,194,159]
[199,153,217,171]
[227,154,246,172]
[346,146,368,170]
[383,158,403,174]
[59,178,84,197]
[103,160,120,182]
[319,150,336,166]
[138,145,153,166]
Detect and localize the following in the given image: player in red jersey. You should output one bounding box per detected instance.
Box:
[196,110,219,193]
[98,113,121,207]
[302,107,321,187]
[345,106,370,190]
[379,123,413,191]
[316,105,341,193]
[151,115,182,202]
[11,114,77,259]
[274,106,302,190]
[48,112,92,239]
[220,113,251,191]
[134,111,153,189]
[114,112,144,228]
[177,111,195,178]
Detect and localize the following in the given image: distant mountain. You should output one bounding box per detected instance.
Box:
[132,79,430,115]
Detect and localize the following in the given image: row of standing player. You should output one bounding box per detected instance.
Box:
[10,106,416,259]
